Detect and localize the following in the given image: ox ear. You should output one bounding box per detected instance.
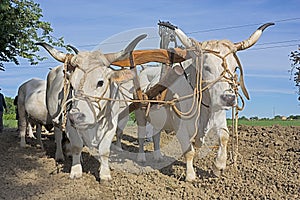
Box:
[104,34,147,64]
[66,44,79,54]
[110,69,135,83]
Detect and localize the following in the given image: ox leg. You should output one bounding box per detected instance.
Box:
[136,109,147,163]
[98,131,116,181]
[36,124,44,150]
[54,127,65,162]
[115,127,123,151]
[114,113,128,152]
[213,128,229,177]
[18,106,27,147]
[176,127,196,182]
[70,151,82,179]
[27,123,36,138]
[19,123,26,147]
[184,145,196,182]
[152,129,163,162]
[137,124,147,162]
[67,126,83,179]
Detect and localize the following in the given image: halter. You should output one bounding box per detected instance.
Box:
[188,38,248,165]
[54,55,111,131]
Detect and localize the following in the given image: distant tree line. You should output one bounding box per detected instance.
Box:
[239,115,300,121]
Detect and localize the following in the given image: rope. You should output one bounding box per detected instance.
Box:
[61,54,73,131]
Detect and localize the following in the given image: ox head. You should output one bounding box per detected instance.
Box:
[175,23,274,110]
[37,34,146,129]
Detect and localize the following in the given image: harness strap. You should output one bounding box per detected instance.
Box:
[61,54,74,131]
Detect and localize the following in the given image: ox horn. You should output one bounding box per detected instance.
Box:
[66,44,79,54]
[234,22,274,51]
[104,34,147,64]
[36,42,67,62]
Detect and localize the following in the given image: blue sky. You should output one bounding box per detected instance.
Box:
[0,0,299,118]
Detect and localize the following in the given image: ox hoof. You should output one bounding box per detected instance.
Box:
[185,172,196,182]
[100,175,112,182]
[212,162,223,178]
[70,164,82,179]
[20,143,26,148]
[55,157,65,163]
[55,153,65,163]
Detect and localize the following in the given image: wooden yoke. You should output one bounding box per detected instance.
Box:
[112,48,187,67]
[112,48,188,115]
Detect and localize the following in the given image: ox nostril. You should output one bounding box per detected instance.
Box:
[69,112,86,123]
[221,94,236,106]
[77,113,85,120]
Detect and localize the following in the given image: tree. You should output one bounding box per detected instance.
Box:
[0,0,64,71]
[289,45,300,100]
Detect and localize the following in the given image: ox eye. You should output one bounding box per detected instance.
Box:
[97,80,104,88]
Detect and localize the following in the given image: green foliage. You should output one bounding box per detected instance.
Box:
[239,116,248,120]
[273,115,282,120]
[4,96,17,115]
[129,112,136,122]
[289,46,300,100]
[3,113,16,120]
[3,119,17,128]
[0,0,64,70]
[3,97,17,128]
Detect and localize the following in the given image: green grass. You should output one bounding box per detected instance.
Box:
[4,119,300,129]
[4,119,18,128]
[227,119,300,126]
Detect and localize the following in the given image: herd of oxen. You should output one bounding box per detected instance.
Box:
[16,21,274,182]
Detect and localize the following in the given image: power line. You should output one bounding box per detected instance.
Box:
[5,42,299,67]
[257,39,300,46]
[73,17,300,48]
[250,44,298,50]
[5,39,300,67]
[3,17,300,67]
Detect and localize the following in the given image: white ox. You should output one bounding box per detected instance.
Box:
[36,34,146,181]
[117,22,274,181]
[173,23,273,179]
[17,78,53,148]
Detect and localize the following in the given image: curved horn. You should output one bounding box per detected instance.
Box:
[36,42,67,62]
[234,22,275,51]
[104,34,147,64]
[66,44,79,54]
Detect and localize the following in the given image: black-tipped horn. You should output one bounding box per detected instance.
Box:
[36,42,67,62]
[66,44,79,54]
[234,22,275,51]
[258,22,275,31]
